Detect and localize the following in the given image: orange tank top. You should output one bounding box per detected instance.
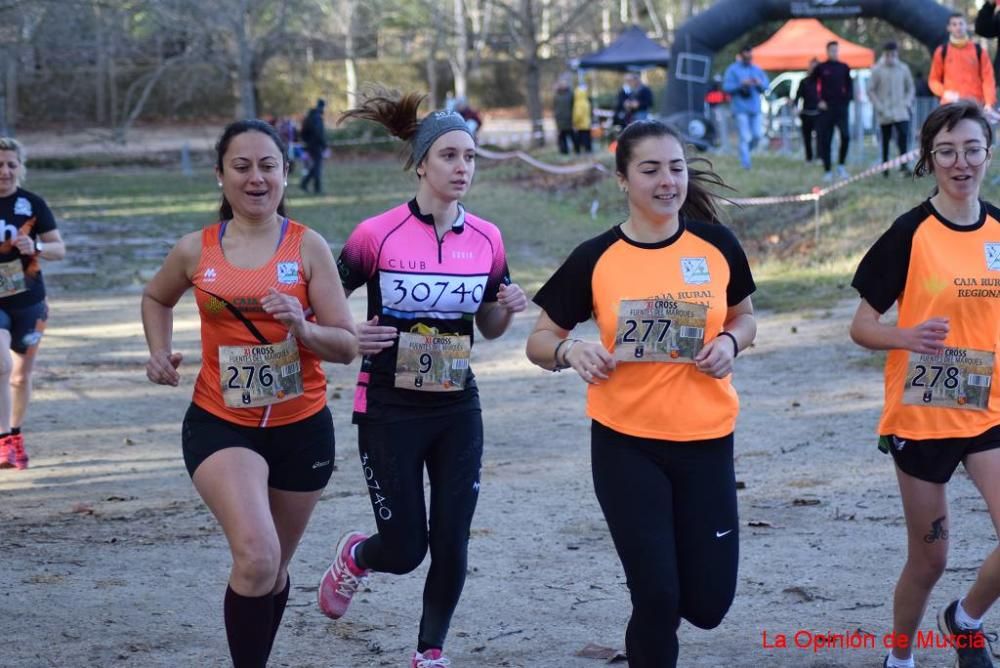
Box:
[191,219,326,427]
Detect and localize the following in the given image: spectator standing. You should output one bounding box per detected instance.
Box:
[816,41,854,181]
[796,58,822,163]
[614,72,653,127]
[868,41,916,176]
[722,45,769,170]
[929,12,996,108]
[572,83,594,154]
[554,77,576,155]
[299,99,327,195]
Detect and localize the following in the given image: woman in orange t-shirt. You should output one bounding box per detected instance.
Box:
[526,120,757,667]
[141,119,357,667]
[851,101,1000,668]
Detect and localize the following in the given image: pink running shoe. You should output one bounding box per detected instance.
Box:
[0,436,12,469]
[9,434,26,470]
[411,649,451,667]
[317,531,369,619]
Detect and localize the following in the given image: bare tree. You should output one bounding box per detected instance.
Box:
[491,0,599,146]
[174,0,329,119]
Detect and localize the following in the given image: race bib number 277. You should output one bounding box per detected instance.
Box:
[614,298,707,363]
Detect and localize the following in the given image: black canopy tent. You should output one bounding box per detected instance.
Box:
[577,25,671,70]
[575,26,716,146]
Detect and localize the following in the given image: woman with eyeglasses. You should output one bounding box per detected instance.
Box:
[850,100,1000,668]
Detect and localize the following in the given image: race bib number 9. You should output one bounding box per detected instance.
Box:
[218,337,304,408]
[614,298,707,363]
[0,258,27,297]
[395,333,471,391]
[903,347,994,411]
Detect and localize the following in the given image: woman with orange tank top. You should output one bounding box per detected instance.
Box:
[141,119,357,668]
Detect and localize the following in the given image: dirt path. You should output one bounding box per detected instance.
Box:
[1,290,996,668]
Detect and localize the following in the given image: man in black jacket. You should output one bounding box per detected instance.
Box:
[299,99,327,195]
[976,1,1000,103]
[815,41,854,182]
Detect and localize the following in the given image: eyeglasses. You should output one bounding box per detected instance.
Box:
[930,146,990,168]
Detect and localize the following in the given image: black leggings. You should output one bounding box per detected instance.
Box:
[800,113,819,162]
[880,120,910,164]
[355,410,483,651]
[818,104,850,171]
[591,421,739,668]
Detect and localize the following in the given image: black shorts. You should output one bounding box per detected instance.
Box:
[182,402,335,492]
[0,301,48,354]
[881,423,1000,483]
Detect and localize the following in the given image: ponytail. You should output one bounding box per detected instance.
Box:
[340,86,426,170]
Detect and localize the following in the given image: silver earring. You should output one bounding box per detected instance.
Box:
[283,180,288,187]
[217,182,223,188]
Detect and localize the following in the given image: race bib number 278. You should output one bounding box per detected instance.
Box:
[903,347,994,411]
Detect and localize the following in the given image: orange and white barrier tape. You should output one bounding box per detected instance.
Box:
[727,148,921,207]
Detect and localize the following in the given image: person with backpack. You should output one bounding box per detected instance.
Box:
[929,12,996,108]
[299,99,327,195]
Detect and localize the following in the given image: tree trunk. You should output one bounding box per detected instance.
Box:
[94,4,107,124]
[235,0,256,119]
[344,0,358,112]
[539,0,550,59]
[451,0,467,100]
[520,0,544,147]
[601,1,611,45]
[426,28,442,109]
[5,46,16,134]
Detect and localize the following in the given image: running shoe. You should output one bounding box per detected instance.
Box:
[9,433,27,470]
[412,649,451,667]
[937,599,996,668]
[837,165,850,179]
[883,652,918,667]
[0,436,11,469]
[317,531,369,620]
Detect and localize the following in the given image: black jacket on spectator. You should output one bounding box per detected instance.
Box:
[796,75,821,115]
[301,107,326,151]
[815,61,854,107]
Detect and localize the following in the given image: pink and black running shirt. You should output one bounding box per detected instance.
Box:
[337,199,511,421]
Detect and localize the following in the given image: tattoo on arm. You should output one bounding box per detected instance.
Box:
[923,516,949,543]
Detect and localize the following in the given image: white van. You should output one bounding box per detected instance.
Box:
[761,68,874,138]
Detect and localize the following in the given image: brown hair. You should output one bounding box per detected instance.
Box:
[339,87,425,170]
[913,100,993,177]
[214,119,289,221]
[614,119,731,223]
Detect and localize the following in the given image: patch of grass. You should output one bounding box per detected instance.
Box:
[851,350,887,372]
[752,261,856,313]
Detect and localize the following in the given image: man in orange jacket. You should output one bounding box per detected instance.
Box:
[929,12,997,108]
